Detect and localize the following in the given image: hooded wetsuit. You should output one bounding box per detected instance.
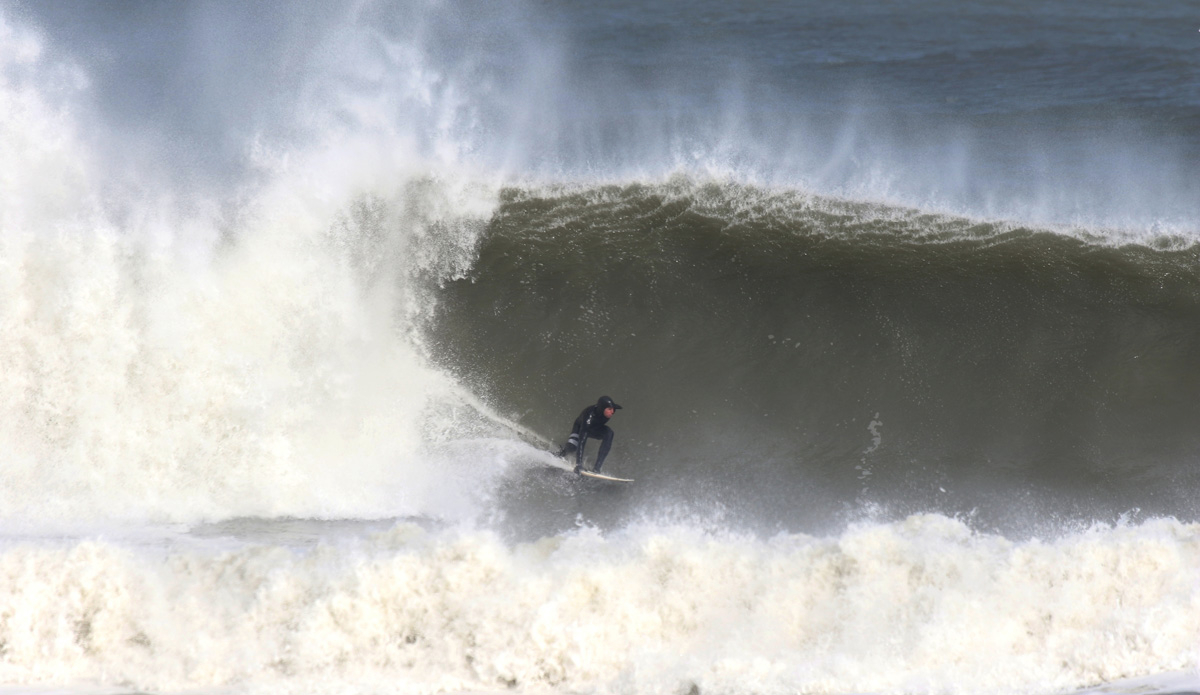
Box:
[556,396,622,473]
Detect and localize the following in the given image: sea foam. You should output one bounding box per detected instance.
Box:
[0,515,1195,694]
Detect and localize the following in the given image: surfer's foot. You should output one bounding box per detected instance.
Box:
[573,465,582,474]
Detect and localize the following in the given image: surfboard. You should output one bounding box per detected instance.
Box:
[579,470,633,483]
[537,452,633,482]
[516,437,632,482]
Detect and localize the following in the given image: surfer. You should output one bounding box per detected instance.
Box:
[555,396,622,474]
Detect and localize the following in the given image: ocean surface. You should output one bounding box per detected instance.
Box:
[1,1,1199,693]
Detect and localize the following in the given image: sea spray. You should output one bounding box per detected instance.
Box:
[0,16,510,525]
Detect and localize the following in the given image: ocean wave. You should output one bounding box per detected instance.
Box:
[427,178,1200,531]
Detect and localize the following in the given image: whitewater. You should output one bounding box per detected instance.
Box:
[1,1,1199,694]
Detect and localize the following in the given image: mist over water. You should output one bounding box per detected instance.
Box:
[1,1,1200,693]
[16,0,1199,224]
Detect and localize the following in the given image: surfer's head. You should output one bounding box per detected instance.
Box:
[597,395,621,417]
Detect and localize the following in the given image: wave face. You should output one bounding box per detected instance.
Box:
[429,180,1200,534]
[2,1,1200,694]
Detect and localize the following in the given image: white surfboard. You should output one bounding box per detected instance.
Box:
[536,451,633,482]
[579,469,634,483]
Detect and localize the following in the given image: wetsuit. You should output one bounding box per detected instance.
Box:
[556,396,621,473]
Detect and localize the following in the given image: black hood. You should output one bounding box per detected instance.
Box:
[596,396,622,411]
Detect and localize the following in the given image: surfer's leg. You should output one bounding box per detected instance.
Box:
[592,427,614,472]
[555,432,580,458]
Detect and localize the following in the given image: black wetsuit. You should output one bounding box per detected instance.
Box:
[556,396,620,473]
